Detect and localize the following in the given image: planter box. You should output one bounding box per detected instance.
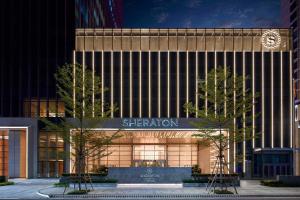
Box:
[276,175,300,186]
[91,183,117,187]
[0,176,7,183]
[59,176,117,184]
[183,182,207,187]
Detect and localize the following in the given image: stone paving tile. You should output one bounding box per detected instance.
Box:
[1,179,300,199]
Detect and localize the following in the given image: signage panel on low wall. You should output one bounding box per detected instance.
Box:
[107,167,191,183]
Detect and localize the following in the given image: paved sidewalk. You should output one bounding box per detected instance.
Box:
[1,179,300,199]
[41,180,300,196]
[0,178,58,199]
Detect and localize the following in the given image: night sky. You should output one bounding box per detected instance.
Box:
[124,0,281,28]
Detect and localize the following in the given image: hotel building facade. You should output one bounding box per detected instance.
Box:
[0,28,294,179]
[281,0,300,176]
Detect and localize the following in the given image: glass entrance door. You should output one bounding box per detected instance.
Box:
[133,145,166,167]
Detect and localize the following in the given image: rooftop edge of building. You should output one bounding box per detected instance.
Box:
[75,28,291,51]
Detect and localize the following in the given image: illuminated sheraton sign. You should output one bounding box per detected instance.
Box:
[261,29,281,49]
[121,118,179,129]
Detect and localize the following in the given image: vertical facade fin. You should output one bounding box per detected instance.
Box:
[252,51,255,149]
[280,51,283,148]
[82,51,85,117]
[224,51,227,117]
[195,51,198,117]
[290,50,293,148]
[139,51,142,118]
[177,51,180,118]
[101,50,104,117]
[167,51,170,117]
[158,51,161,118]
[92,50,95,117]
[271,51,274,148]
[205,51,208,116]
[214,51,217,117]
[120,51,123,118]
[73,51,76,118]
[111,51,114,118]
[148,51,151,117]
[243,51,246,173]
[233,50,236,172]
[130,51,132,117]
[262,51,265,148]
[186,51,189,118]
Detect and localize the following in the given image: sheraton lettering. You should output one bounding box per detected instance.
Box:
[121,118,179,128]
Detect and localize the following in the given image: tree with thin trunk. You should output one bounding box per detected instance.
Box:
[186,66,259,194]
[41,63,120,192]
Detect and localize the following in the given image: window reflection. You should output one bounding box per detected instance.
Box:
[23,99,65,117]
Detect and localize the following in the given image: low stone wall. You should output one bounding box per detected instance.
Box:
[107,167,191,183]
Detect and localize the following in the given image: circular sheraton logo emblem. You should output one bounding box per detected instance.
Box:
[262,30,281,49]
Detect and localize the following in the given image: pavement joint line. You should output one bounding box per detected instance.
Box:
[48,194,300,199]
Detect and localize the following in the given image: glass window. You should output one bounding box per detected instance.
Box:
[30,100,38,117]
[49,101,56,117]
[0,131,9,176]
[38,132,65,177]
[39,101,47,117]
[57,102,65,117]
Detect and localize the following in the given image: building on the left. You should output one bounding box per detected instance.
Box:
[0,0,123,178]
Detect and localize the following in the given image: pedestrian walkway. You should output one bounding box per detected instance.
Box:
[0,179,300,199]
